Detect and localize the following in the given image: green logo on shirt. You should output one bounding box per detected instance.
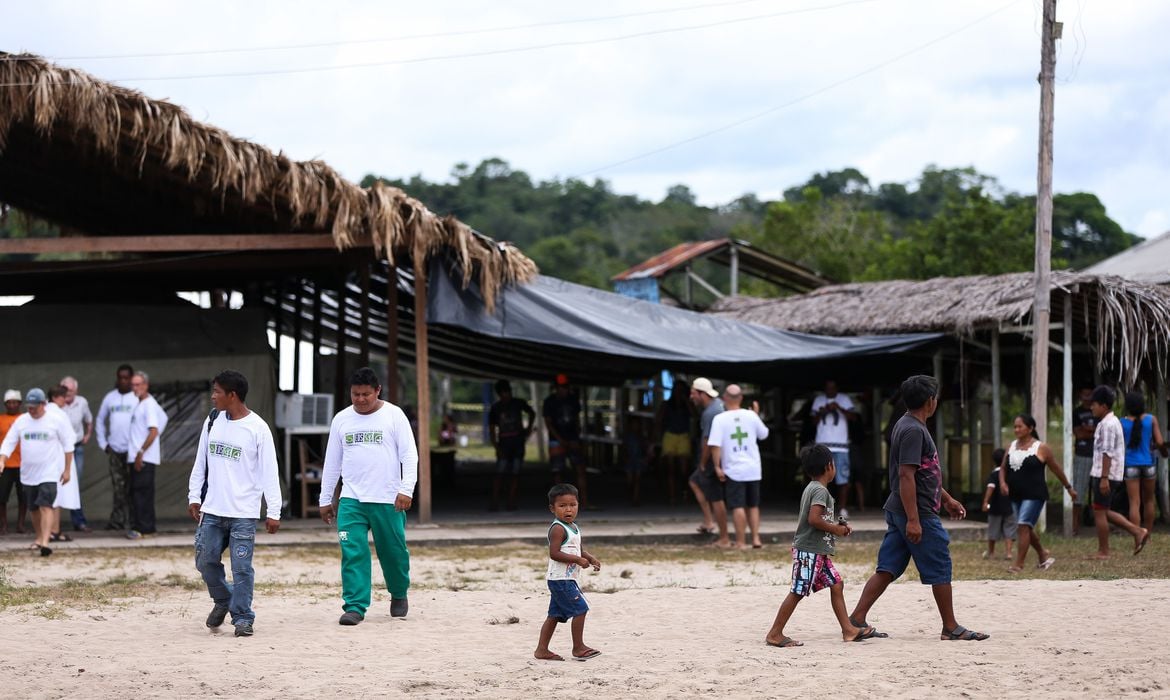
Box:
[731,425,749,448]
[208,442,243,461]
[344,431,384,446]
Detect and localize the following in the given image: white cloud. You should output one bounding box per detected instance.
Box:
[3,0,1169,237]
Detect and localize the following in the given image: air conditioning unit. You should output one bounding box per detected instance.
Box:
[275,393,334,428]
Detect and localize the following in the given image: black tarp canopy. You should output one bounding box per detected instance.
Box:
[426,259,942,386]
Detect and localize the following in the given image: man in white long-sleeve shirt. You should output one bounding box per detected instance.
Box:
[95,364,137,530]
[319,367,418,626]
[187,370,282,638]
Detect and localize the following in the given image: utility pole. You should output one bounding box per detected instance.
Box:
[1030,0,1058,437]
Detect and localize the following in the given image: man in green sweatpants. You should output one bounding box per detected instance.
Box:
[320,368,419,626]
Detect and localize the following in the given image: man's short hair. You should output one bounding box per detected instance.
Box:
[60,376,77,390]
[1091,385,1116,407]
[47,385,69,401]
[548,483,579,504]
[350,367,380,388]
[800,444,834,479]
[900,375,939,410]
[495,379,512,395]
[134,371,150,384]
[213,370,250,402]
[117,364,134,375]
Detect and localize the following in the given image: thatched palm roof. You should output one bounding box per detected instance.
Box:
[710,271,1170,386]
[0,52,535,308]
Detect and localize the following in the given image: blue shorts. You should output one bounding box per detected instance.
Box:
[1012,499,1045,528]
[547,580,589,622]
[876,510,952,585]
[831,450,851,485]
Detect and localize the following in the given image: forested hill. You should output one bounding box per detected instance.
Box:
[362,159,1138,292]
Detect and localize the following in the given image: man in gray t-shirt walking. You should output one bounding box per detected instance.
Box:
[687,378,726,543]
[848,375,989,642]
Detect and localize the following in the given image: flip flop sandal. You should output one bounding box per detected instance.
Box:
[849,617,890,638]
[49,532,73,543]
[1135,531,1151,555]
[851,627,878,642]
[572,649,602,661]
[696,526,714,535]
[766,637,803,648]
[941,625,989,641]
[1037,557,1055,570]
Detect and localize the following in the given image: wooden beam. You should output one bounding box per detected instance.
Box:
[359,260,371,366]
[386,265,400,402]
[0,232,372,254]
[292,280,304,394]
[334,275,347,411]
[311,279,323,393]
[414,254,433,525]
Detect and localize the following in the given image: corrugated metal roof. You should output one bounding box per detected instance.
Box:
[1084,230,1170,284]
[611,239,730,281]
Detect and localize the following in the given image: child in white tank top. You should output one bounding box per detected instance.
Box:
[534,484,602,662]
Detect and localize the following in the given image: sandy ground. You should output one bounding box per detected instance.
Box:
[2,546,1168,698]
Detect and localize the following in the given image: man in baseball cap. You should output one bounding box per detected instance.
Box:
[688,378,727,543]
[691,378,719,399]
[0,387,74,555]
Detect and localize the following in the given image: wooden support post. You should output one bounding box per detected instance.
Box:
[1062,292,1074,536]
[334,275,347,411]
[729,244,740,297]
[311,280,323,393]
[386,265,400,403]
[991,329,1002,449]
[872,384,883,503]
[359,260,371,366]
[273,281,285,390]
[969,377,980,496]
[1158,372,1170,522]
[934,350,947,478]
[533,381,547,463]
[414,255,433,524]
[293,279,304,394]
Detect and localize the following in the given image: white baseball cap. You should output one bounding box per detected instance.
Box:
[691,378,719,398]
[3,389,21,402]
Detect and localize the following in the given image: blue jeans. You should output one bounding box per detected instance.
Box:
[195,514,257,626]
[70,447,88,529]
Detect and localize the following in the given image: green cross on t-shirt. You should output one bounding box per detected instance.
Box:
[731,425,749,448]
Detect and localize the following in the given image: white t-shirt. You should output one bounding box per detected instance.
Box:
[188,410,283,520]
[0,411,74,486]
[127,395,163,465]
[707,409,770,481]
[96,389,138,453]
[320,402,419,506]
[62,396,93,444]
[811,393,855,448]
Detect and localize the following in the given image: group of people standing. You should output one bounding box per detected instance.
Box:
[0,365,168,550]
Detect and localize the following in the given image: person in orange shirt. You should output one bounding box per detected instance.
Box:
[0,389,28,534]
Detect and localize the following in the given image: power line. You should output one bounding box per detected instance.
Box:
[3,0,779,62]
[576,0,1021,177]
[0,0,879,85]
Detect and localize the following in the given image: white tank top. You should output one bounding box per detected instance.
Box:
[546,519,582,581]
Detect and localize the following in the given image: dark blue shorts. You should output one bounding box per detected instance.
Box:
[547,579,589,622]
[876,510,952,585]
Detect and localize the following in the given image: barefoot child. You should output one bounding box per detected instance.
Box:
[980,448,1015,561]
[534,484,602,661]
[765,445,875,647]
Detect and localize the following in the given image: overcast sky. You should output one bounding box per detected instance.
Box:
[5,0,1169,237]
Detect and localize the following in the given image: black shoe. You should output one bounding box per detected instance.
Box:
[390,598,408,618]
[234,622,254,637]
[206,604,229,628]
[338,611,364,626]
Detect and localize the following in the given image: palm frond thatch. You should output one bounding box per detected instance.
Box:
[0,52,536,309]
[710,271,1170,387]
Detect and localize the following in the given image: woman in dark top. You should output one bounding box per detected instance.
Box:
[999,414,1077,574]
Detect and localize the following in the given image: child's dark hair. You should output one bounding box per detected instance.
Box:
[1090,385,1116,407]
[992,447,1005,468]
[800,444,834,479]
[548,483,579,504]
[495,379,512,395]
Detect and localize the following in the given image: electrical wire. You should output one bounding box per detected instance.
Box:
[1,0,785,61]
[0,0,879,86]
[576,0,1022,177]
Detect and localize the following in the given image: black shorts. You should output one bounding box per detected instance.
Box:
[724,479,760,509]
[1090,477,1128,513]
[23,481,57,510]
[689,467,724,503]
